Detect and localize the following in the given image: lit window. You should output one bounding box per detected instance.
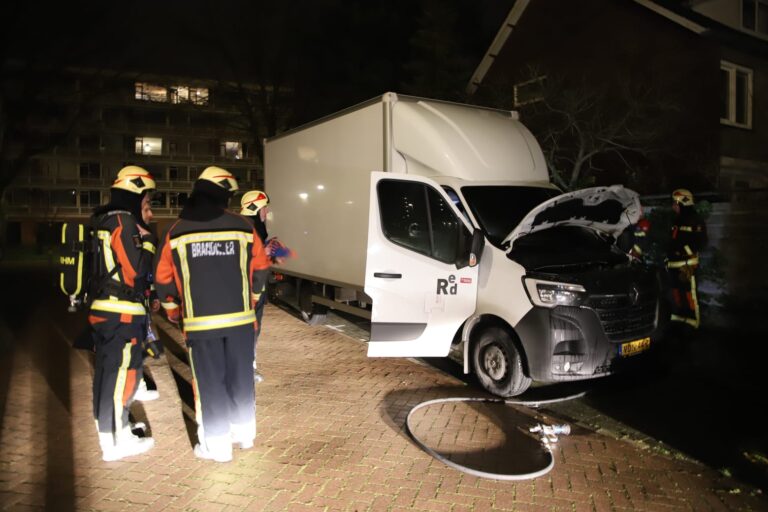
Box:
[721,61,753,129]
[221,141,243,159]
[135,137,163,155]
[743,0,768,35]
[190,87,209,105]
[170,86,189,104]
[513,76,546,107]
[170,85,209,105]
[135,82,168,102]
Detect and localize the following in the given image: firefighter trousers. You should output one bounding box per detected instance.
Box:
[89,313,145,437]
[187,326,256,447]
[669,269,700,329]
[254,291,267,346]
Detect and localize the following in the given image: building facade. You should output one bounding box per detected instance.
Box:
[3,71,262,247]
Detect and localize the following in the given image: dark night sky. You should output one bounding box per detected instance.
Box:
[7,1,513,121]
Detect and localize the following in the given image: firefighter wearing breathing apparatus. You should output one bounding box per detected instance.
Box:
[155,167,270,462]
[89,165,157,462]
[667,188,707,329]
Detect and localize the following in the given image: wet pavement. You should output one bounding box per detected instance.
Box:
[1,266,768,511]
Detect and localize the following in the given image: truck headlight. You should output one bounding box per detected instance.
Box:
[523,278,586,308]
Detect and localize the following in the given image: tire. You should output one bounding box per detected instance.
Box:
[472,327,531,397]
[298,280,328,326]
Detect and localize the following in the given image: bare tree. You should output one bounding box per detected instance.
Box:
[177,0,326,167]
[484,67,681,191]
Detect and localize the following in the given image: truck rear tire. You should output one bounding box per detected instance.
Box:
[472,327,531,397]
[298,280,328,325]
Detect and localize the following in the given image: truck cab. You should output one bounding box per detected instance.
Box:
[366,174,666,396]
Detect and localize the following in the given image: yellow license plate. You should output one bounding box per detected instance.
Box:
[620,337,651,357]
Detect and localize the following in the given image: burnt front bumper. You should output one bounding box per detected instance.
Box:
[515,294,667,383]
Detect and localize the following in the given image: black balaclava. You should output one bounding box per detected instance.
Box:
[180,179,232,222]
[251,213,268,243]
[94,188,148,229]
[676,203,697,223]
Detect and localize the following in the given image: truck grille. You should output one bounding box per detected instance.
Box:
[588,290,657,342]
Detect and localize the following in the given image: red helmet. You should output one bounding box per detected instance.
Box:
[635,218,651,233]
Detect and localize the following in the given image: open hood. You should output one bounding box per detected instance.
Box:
[502,185,641,248]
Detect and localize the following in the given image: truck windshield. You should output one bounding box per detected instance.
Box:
[461,186,559,247]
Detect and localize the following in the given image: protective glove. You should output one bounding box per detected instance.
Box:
[265,237,295,264]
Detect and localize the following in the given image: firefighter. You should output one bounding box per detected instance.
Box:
[618,217,652,262]
[89,165,157,461]
[133,194,161,402]
[630,217,652,261]
[155,167,270,462]
[667,188,707,329]
[240,190,271,383]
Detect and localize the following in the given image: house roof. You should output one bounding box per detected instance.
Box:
[467,0,768,95]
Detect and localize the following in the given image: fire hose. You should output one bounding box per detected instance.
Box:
[404,392,584,480]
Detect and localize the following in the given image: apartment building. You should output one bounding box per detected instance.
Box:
[4,71,262,247]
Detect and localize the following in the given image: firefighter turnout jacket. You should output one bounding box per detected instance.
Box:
[155,212,270,338]
[668,208,707,271]
[90,210,153,319]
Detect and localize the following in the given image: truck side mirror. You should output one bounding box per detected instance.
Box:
[469,228,485,267]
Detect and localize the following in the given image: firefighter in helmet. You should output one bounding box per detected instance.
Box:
[155,167,270,462]
[240,190,271,383]
[89,165,157,461]
[667,188,707,329]
[630,217,652,261]
[618,216,652,262]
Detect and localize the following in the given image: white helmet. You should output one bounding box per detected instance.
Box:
[672,188,694,206]
[112,166,156,195]
[240,190,270,216]
[198,166,238,192]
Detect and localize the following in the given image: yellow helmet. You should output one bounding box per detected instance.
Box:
[240,190,270,216]
[672,188,694,206]
[198,166,238,192]
[111,166,156,195]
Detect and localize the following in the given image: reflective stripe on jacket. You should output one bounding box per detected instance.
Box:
[155,211,270,337]
[90,212,149,318]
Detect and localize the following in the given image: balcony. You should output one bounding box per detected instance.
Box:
[6,204,184,220]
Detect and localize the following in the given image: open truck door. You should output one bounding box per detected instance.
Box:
[365,172,481,357]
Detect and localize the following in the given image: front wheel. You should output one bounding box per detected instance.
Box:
[472,327,531,397]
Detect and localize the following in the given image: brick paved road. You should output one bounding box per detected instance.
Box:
[1,303,766,511]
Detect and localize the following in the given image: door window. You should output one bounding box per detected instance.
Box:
[378,180,468,265]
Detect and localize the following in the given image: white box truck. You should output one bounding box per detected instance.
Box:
[264,92,666,397]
